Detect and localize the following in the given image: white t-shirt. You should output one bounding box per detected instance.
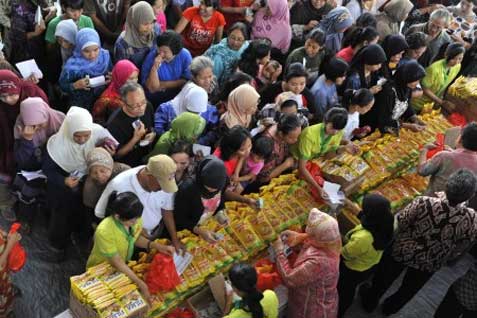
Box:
[95,166,174,235]
[343,112,360,141]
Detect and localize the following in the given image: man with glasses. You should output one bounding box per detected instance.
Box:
[406,8,452,67]
[107,82,156,166]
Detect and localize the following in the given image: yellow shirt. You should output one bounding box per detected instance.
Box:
[341,225,383,272]
[87,216,143,269]
[224,290,279,318]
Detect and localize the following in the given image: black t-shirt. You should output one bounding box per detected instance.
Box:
[107,103,155,167]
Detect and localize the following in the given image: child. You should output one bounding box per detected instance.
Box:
[258,92,309,133]
[147,0,167,32]
[233,136,274,193]
[257,59,282,88]
[286,28,326,85]
[341,88,374,141]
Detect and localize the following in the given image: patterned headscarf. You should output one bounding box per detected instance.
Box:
[319,6,354,54]
[86,147,114,172]
[0,70,21,96]
[305,208,342,254]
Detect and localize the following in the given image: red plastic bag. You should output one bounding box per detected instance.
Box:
[255,259,282,291]
[448,112,467,127]
[426,133,445,159]
[165,308,195,318]
[145,253,181,294]
[7,223,26,272]
[305,162,324,201]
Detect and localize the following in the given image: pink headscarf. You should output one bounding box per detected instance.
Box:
[14,97,65,147]
[102,60,139,99]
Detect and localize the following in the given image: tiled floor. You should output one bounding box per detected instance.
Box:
[0,183,473,318]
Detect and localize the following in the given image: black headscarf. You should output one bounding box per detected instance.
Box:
[359,193,394,250]
[392,60,426,100]
[348,44,387,88]
[382,34,409,59]
[196,156,227,199]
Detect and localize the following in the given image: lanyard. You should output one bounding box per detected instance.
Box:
[319,124,333,156]
[113,218,135,262]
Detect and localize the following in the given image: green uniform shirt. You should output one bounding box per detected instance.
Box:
[224,290,279,318]
[293,123,343,160]
[342,225,383,272]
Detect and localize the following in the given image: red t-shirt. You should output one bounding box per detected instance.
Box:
[182,7,226,56]
[336,46,355,63]
[213,147,238,176]
[219,0,254,31]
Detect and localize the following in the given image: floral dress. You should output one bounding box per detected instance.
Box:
[0,233,14,317]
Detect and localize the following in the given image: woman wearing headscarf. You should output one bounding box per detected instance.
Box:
[251,0,292,55]
[318,6,354,54]
[412,43,465,113]
[59,28,113,109]
[43,107,116,257]
[289,0,333,48]
[150,112,206,156]
[154,56,219,135]
[338,194,394,318]
[361,60,427,134]
[221,83,260,130]
[83,148,130,210]
[92,60,139,124]
[375,0,413,40]
[0,70,48,182]
[10,97,64,229]
[343,43,387,93]
[381,34,409,75]
[54,19,78,65]
[272,208,342,318]
[114,1,158,68]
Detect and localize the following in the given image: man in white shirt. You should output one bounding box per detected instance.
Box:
[95,154,183,251]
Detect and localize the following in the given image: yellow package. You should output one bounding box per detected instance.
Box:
[216,229,245,260]
[228,219,263,251]
[120,289,147,316]
[246,213,276,242]
[99,303,128,318]
[87,262,114,277]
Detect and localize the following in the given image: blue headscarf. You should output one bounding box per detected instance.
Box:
[318,6,354,54]
[64,28,110,76]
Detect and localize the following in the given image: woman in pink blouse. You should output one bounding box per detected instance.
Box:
[272,208,341,318]
[250,0,292,54]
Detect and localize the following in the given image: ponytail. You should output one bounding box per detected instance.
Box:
[242,287,264,318]
[342,88,374,110]
[229,263,264,318]
[104,191,119,218]
[104,191,144,221]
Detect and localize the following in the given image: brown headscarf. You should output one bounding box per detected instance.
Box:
[121,1,156,48]
[221,84,260,128]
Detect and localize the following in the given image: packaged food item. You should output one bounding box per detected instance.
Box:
[228,219,264,252]
[246,213,276,242]
[99,303,128,318]
[120,289,147,316]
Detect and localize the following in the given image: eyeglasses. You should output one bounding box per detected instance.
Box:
[229,35,245,43]
[126,100,147,110]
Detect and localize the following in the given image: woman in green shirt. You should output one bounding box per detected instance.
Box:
[412,43,465,113]
[295,107,358,200]
[87,191,175,302]
[223,263,279,318]
[337,194,394,318]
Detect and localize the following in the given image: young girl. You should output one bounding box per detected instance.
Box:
[213,125,252,177]
[257,60,282,88]
[54,19,78,65]
[233,136,274,193]
[59,28,112,110]
[148,0,167,32]
[337,26,380,63]
[341,88,375,141]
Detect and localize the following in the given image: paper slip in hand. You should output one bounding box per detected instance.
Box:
[323,181,345,204]
[192,144,211,156]
[89,75,106,88]
[16,59,43,79]
[173,252,193,275]
[19,170,46,181]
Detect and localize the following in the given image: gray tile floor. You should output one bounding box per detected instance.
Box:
[0,183,472,318]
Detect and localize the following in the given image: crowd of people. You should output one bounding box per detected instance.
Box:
[1,0,477,317]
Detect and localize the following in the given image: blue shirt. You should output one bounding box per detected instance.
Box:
[140,47,192,84]
[310,74,338,118]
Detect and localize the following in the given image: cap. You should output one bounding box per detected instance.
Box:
[146,155,178,193]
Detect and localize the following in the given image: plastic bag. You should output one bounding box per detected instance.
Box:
[448,112,467,127]
[255,258,282,291]
[426,133,445,159]
[305,162,324,201]
[145,253,181,294]
[7,223,26,272]
[165,307,195,318]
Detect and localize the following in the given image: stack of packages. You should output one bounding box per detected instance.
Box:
[70,263,148,318]
[447,76,477,121]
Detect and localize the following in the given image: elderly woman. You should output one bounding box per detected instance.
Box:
[289,0,333,48]
[273,208,342,318]
[375,0,413,40]
[43,107,116,258]
[175,0,226,56]
[318,6,354,54]
[204,22,249,85]
[251,0,291,55]
[114,1,158,68]
[412,43,465,113]
[54,19,78,65]
[141,30,192,106]
[0,70,48,182]
[59,28,113,110]
[83,147,130,210]
[154,55,218,134]
[92,60,139,124]
[220,83,260,130]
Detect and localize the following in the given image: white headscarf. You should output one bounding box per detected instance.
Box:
[55,19,78,64]
[171,82,208,115]
[46,106,114,174]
